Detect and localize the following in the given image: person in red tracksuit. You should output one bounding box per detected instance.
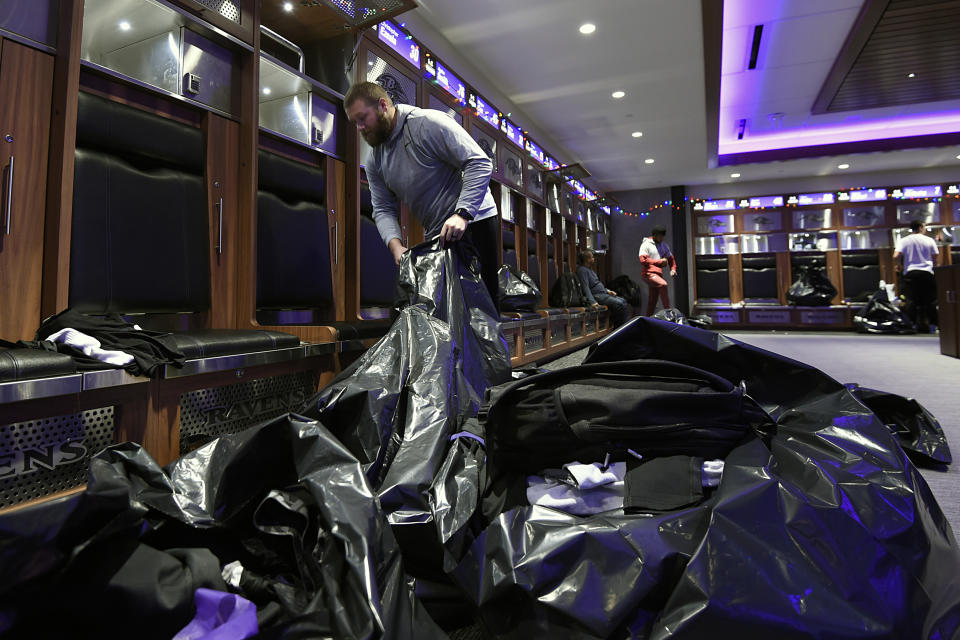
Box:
[638,224,677,316]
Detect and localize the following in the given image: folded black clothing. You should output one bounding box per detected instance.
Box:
[33,307,185,377]
[624,455,705,512]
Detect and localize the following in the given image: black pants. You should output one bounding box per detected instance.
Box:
[462,215,500,313]
[902,269,938,331]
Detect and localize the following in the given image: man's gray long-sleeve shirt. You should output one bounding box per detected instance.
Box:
[577,265,606,305]
[366,104,497,245]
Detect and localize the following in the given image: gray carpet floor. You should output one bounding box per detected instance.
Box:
[542,330,960,538]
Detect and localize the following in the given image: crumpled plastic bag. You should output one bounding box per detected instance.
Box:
[0,414,446,640]
[302,239,510,579]
[787,264,837,306]
[847,383,952,466]
[497,264,541,312]
[440,318,960,638]
[652,307,714,329]
[853,287,916,334]
[395,238,510,388]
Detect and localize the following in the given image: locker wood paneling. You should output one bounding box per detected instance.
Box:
[0,41,54,340]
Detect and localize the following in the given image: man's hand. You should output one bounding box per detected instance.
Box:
[658,258,668,266]
[592,302,600,308]
[387,237,408,266]
[606,289,617,296]
[439,212,469,246]
[670,269,677,277]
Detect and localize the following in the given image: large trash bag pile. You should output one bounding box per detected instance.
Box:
[433,318,960,639]
[3,239,959,640]
[301,239,510,579]
[0,414,446,640]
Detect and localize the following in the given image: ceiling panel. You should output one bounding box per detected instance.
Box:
[407,0,960,192]
[823,0,960,112]
[722,0,863,29]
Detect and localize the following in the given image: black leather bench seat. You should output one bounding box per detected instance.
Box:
[167,329,300,359]
[0,348,77,383]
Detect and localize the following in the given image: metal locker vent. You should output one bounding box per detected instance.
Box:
[194,0,241,23]
[178,371,314,454]
[0,408,116,509]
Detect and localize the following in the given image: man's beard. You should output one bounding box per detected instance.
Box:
[361,110,392,146]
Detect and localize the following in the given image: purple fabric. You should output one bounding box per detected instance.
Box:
[172,588,258,640]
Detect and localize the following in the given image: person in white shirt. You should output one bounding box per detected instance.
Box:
[893,220,939,332]
[638,225,677,316]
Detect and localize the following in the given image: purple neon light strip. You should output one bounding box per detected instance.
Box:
[718,112,960,154]
[719,0,960,154]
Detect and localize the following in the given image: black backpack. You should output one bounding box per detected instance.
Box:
[608,274,642,306]
[549,270,589,308]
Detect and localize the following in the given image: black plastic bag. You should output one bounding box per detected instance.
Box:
[652,307,714,329]
[497,264,541,312]
[303,239,509,579]
[443,318,960,638]
[0,415,445,639]
[786,264,837,306]
[853,287,916,334]
[847,383,952,466]
[608,274,642,306]
[394,238,510,388]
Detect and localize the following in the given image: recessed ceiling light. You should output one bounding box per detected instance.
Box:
[730,173,741,178]
[838,163,850,169]
[644,158,655,164]
[579,23,596,35]
[907,73,916,78]
[611,90,625,99]
[631,131,643,138]
[262,87,272,95]
[283,2,294,11]
[119,21,131,31]
[956,154,960,160]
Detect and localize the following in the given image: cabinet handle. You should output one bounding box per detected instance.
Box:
[216,197,223,256]
[332,213,338,265]
[4,156,12,237]
[948,290,956,304]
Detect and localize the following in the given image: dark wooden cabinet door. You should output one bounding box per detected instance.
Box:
[935,266,959,358]
[0,40,54,340]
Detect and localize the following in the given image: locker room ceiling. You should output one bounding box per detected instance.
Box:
[404,0,960,193]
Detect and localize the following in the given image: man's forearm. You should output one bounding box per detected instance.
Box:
[457,156,493,213]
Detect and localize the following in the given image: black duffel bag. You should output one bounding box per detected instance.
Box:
[480,359,770,481]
